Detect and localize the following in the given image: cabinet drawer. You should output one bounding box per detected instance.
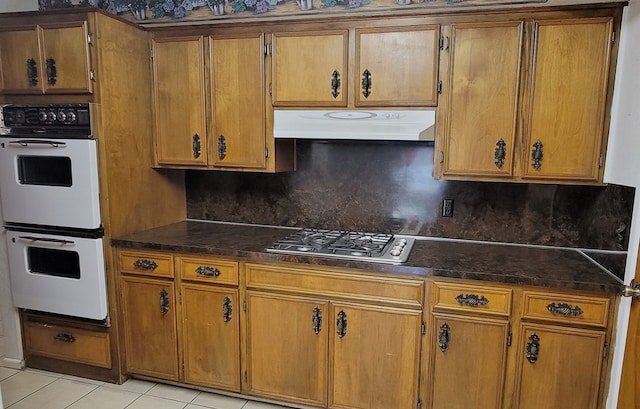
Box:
[179,256,239,285]
[24,321,111,368]
[521,291,610,328]
[433,282,512,316]
[120,250,174,278]
[245,263,423,309]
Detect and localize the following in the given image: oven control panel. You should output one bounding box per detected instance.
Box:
[1,104,91,137]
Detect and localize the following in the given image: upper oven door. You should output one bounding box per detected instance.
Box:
[0,137,101,229]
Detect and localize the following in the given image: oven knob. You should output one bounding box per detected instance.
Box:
[47,111,56,122]
[390,247,402,257]
[57,111,67,122]
[38,110,48,122]
[67,111,77,123]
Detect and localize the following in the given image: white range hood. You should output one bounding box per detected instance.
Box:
[273,109,436,141]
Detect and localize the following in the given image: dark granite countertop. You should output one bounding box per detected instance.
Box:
[111,220,626,294]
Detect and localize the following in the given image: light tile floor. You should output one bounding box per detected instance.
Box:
[0,367,292,409]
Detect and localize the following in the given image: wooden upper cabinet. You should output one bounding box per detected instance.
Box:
[0,21,92,94]
[152,36,207,166]
[210,34,266,169]
[355,26,439,106]
[272,31,348,107]
[440,22,523,179]
[522,18,613,182]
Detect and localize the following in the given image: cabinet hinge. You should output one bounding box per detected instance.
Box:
[87,33,94,46]
[421,321,426,336]
[265,146,269,158]
[269,83,272,96]
[437,80,443,94]
[611,30,615,43]
[599,154,604,168]
[244,370,248,382]
[264,43,272,56]
[603,342,608,359]
[507,331,512,347]
[417,399,423,409]
[439,36,450,51]
[243,299,247,312]
[89,70,95,81]
[179,292,182,305]
[439,150,445,164]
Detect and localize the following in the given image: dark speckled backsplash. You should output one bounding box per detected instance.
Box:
[186,140,635,251]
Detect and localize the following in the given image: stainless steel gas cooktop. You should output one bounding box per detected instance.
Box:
[266,228,415,264]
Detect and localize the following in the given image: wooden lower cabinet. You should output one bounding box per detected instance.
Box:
[180,283,241,391]
[120,275,179,380]
[513,323,606,409]
[245,291,329,407]
[428,313,509,409]
[329,303,422,409]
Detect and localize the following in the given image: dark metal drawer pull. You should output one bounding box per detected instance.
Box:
[531,140,543,170]
[192,134,201,159]
[46,57,57,85]
[134,259,158,270]
[223,296,232,322]
[195,266,221,277]
[494,139,506,169]
[331,70,341,99]
[546,302,583,317]
[336,310,347,338]
[160,288,169,315]
[54,333,76,343]
[27,58,38,86]
[526,333,540,364]
[439,322,450,352]
[456,294,489,307]
[361,69,372,98]
[312,306,322,334]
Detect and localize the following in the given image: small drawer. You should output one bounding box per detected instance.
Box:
[120,250,174,278]
[24,321,111,368]
[245,263,424,309]
[521,291,610,328]
[179,256,239,285]
[433,282,512,316]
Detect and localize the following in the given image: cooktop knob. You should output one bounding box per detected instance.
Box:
[67,111,77,123]
[47,111,56,122]
[38,110,48,122]
[57,111,66,122]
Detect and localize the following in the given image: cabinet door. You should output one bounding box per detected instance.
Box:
[514,323,606,409]
[440,22,523,178]
[246,291,328,407]
[152,36,208,166]
[181,283,240,391]
[355,26,439,106]
[429,313,509,409]
[210,34,266,169]
[0,27,42,93]
[272,31,348,106]
[120,275,179,380]
[329,303,422,409]
[522,18,612,181]
[40,21,93,94]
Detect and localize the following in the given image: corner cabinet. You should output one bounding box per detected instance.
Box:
[272,24,440,107]
[0,20,93,95]
[436,14,618,184]
[151,33,294,172]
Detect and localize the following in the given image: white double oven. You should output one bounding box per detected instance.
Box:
[0,104,108,321]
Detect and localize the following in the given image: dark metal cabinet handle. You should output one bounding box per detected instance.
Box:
[546,302,584,317]
[526,333,540,363]
[331,70,341,99]
[495,139,506,169]
[46,58,57,85]
[336,310,347,338]
[312,306,322,334]
[361,69,372,98]
[192,134,201,159]
[160,288,169,315]
[195,266,221,277]
[27,58,38,86]
[438,322,450,352]
[218,134,226,160]
[223,296,232,322]
[54,333,76,343]
[133,259,158,270]
[531,140,543,170]
[456,294,489,307]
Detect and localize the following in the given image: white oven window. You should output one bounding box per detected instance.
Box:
[18,155,72,187]
[27,246,80,279]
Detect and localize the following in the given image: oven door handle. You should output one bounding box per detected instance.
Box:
[8,140,66,148]
[18,236,75,245]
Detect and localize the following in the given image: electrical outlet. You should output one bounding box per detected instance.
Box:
[442,199,454,217]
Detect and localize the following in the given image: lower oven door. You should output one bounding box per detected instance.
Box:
[0,137,101,229]
[6,230,108,321]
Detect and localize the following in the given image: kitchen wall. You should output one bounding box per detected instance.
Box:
[187,142,635,253]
